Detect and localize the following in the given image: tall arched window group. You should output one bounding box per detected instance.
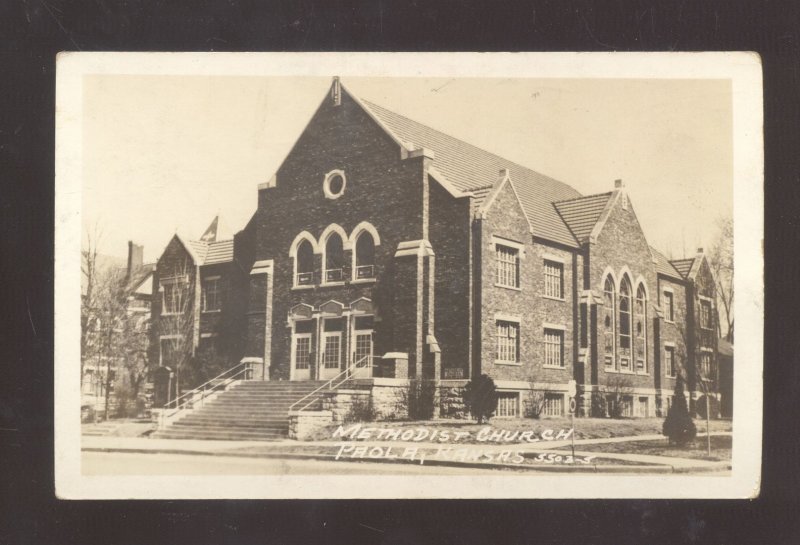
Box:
[289,222,380,287]
[602,271,648,373]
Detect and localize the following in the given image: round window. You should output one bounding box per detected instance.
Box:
[323,170,346,200]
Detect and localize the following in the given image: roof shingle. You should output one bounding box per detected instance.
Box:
[360,98,582,247]
[187,239,234,266]
[650,246,684,279]
[553,192,613,244]
[669,258,695,279]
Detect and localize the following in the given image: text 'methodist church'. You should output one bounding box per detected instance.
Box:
[151,77,718,418]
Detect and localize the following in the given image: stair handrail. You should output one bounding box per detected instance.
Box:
[289,355,374,413]
[159,360,254,426]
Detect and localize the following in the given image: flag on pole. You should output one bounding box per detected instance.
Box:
[200,216,218,242]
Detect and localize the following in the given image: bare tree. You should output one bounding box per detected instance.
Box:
[672,321,718,456]
[708,217,733,341]
[154,259,197,397]
[604,375,635,418]
[81,231,152,420]
[81,227,102,385]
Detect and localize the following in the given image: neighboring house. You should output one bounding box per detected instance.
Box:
[81,242,154,414]
[717,337,734,419]
[149,217,250,393]
[161,78,722,419]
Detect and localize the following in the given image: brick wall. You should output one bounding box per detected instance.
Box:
[477,180,577,384]
[589,194,660,392]
[428,177,472,379]
[248,89,427,379]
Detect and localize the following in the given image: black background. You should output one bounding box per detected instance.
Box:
[1,1,798,543]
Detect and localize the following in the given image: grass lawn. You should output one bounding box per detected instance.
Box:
[308,417,732,443]
[558,434,732,462]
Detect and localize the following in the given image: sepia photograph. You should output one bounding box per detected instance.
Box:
[54,52,762,498]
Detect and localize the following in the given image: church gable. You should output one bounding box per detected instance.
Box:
[268,82,411,199]
[479,173,531,238]
[590,190,657,293]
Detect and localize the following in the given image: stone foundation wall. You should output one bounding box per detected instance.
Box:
[439,384,468,419]
[288,410,333,440]
[323,382,411,422]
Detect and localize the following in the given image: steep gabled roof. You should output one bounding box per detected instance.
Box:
[650,246,684,280]
[359,98,582,247]
[553,192,613,244]
[126,263,155,294]
[188,239,234,266]
[669,258,695,279]
[204,239,234,265]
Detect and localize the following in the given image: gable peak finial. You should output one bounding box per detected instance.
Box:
[331,76,342,106]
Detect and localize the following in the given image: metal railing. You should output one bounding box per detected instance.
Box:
[296,272,314,286]
[289,355,378,413]
[355,264,374,279]
[158,360,256,429]
[324,268,344,282]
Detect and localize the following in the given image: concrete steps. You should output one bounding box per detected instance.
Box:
[151,380,327,442]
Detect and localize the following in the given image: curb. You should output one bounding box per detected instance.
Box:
[82,447,731,474]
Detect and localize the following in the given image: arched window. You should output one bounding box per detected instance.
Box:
[324,233,345,283]
[295,239,314,286]
[603,276,616,368]
[635,283,648,372]
[354,231,376,280]
[619,276,632,354]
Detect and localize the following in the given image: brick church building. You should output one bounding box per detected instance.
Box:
[151,78,718,419]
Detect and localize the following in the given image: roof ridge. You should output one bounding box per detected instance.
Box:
[361,98,579,195]
[553,191,613,205]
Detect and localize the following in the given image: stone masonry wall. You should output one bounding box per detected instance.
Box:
[589,193,661,393]
[428,176,472,379]
[478,179,577,385]
[251,88,426,379]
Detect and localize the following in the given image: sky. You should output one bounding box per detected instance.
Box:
[82,76,732,263]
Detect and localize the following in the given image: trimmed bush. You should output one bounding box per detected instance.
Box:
[396,379,437,420]
[463,374,498,424]
[344,396,378,423]
[663,374,697,446]
[524,390,546,419]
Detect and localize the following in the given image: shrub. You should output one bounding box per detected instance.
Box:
[695,394,721,419]
[663,374,697,446]
[605,375,634,419]
[406,378,437,420]
[591,394,609,418]
[463,374,498,424]
[344,396,378,423]
[524,390,546,419]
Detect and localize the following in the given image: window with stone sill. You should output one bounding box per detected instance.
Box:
[495,244,519,289]
[663,291,675,321]
[323,232,345,283]
[543,328,564,368]
[665,346,676,377]
[354,230,376,280]
[543,260,563,299]
[295,239,315,286]
[700,299,712,330]
[619,277,632,350]
[202,277,222,312]
[496,320,519,363]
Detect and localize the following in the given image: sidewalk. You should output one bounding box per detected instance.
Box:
[82,432,732,473]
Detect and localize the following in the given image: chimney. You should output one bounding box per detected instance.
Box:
[331,76,342,106]
[499,168,510,181]
[127,241,143,279]
[615,179,629,209]
[697,247,704,254]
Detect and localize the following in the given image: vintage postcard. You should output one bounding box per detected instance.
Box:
[54,52,762,498]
